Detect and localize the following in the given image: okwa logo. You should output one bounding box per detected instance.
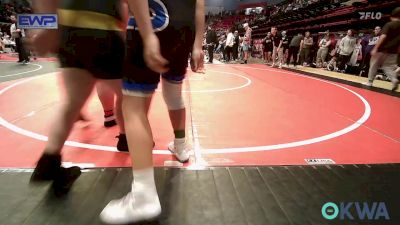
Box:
[359,12,382,20]
[322,202,390,220]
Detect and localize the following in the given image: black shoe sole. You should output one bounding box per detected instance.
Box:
[125,215,161,225]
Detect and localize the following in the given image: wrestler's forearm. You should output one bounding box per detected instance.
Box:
[126,0,155,40]
[120,0,129,30]
[193,0,205,49]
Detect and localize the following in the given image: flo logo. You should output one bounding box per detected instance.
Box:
[359,12,382,20]
[322,202,390,220]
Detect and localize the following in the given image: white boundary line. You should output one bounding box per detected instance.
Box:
[201,65,371,154]
[0,64,371,155]
[0,61,43,78]
[154,69,252,93]
[183,70,252,93]
[0,74,172,154]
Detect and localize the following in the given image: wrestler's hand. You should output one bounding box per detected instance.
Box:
[190,46,203,72]
[25,29,59,56]
[143,33,169,73]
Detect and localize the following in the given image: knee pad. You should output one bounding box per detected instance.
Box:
[162,79,185,110]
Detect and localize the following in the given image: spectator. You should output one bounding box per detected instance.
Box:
[360,26,381,76]
[364,7,400,91]
[10,14,29,63]
[241,23,252,64]
[239,35,244,60]
[281,31,289,66]
[206,26,218,63]
[327,54,338,71]
[225,28,234,62]
[2,34,16,51]
[337,29,356,72]
[349,38,362,67]
[270,27,283,68]
[0,32,4,53]
[287,32,303,68]
[316,35,331,68]
[263,32,273,64]
[232,30,240,61]
[217,35,226,61]
[300,31,313,66]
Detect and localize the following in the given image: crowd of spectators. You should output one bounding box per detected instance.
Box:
[0,1,31,23]
[258,28,380,77]
[0,1,31,55]
[268,0,340,17]
[205,0,398,83]
[0,31,16,53]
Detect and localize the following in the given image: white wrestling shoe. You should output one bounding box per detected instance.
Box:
[362,81,373,87]
[100,183,161,224]
[168,138,190,163]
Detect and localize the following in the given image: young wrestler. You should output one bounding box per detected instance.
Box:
[28,0,129,189]
[100,0,205,223]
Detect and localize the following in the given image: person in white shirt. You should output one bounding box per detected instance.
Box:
[10,14,29,63]
[349,38,362,66]
[224,28,234,62]
[337,29,356,72]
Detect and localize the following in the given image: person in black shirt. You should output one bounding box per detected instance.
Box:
[270,27,283,68]
[262,32,273,64]
[363,7,400,91]
[10,14,29,63]
[206,25,217,63]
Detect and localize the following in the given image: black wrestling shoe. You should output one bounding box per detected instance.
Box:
[116,134,156,152]
[31,153,81,196]
[116,134,129,152]
[52,166,81,196]
[30,153,62,182]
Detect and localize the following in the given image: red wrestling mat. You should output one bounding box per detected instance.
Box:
[0,64,399,168]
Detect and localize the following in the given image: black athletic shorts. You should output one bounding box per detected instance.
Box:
[58,26,125,79]
[122,27,194,94]
[122,0,196,95]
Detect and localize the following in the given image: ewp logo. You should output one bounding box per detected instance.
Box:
[17,14,58,29]
[359,12,382,20]
[322,202,390,220]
